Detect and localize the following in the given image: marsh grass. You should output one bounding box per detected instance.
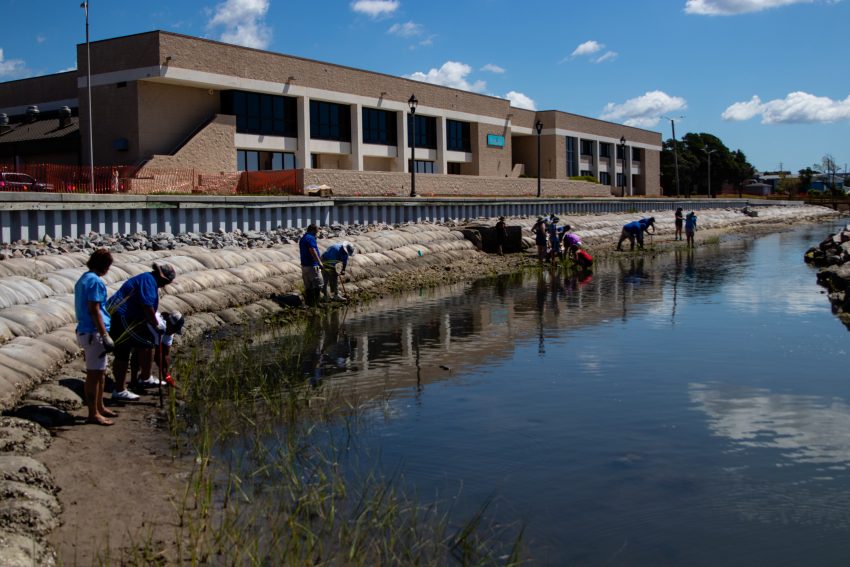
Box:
[161,319,524,566]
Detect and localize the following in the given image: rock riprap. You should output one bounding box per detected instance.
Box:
[805,223,850,329]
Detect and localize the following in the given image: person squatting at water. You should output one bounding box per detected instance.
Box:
[74,249,117,426]
[299,224,324,307]
[685,211,698,248]
[495,216,508,256]
[674,207,684,241]
[616,217,655,251]
[128,311,184,390]
[106,262,177,401]
[532,216,549,262]
[321,241,356,301]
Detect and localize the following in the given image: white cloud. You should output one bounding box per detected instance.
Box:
[593,51,618,63]
[722,92,850,124]
[505,91,536,111]
[481,63,505,74]
[571,40,603,57]
[388,21,422,37]
[418,35,435,47]
[351,0,399,18]
[685,0,816,15]
[0,49,25,78]
[36,35,46,44]
[600,90,687,127]
[405,61,486,93]
[208,0,271,49]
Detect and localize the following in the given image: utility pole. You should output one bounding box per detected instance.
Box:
[662,116,682,197]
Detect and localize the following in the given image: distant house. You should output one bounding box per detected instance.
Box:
[743,181,772,196]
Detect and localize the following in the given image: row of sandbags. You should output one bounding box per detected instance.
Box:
[0,225,474,410]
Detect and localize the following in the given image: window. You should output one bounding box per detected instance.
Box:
[600,143,611,158]
[616,173,625,187]
[362,107,397,146]
[410,160,435,174]
[617,144,626,160]
[632,147,641,162]
[566,137,578,177]
[310,100,352,142]
[222,91,297,137]
[237,150,296,171]
[599,171,611,185]
[446,120,471,152]
[580,140,594,157]
[580,170,593,177]
[447,162,462,175]
[407,115,437,149]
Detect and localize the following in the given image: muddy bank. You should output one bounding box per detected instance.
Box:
[0,204,838,564]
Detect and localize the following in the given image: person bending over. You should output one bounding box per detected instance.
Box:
[321,241,356,301]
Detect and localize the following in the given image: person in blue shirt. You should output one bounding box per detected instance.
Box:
[321,241,356,301]
[75,249,116,425]
[685,211,698,248]
[532,216,548,262]
[548,216,562,263]
[299,224,323,306]
[616,217,655,251]
[106,262,176,401]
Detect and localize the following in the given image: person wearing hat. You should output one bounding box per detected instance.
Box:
[616,217,655,251]
[129,310,184,390]
[106,262,176,401]
[321,241,356,301]
[685,211,698,248]
[495,216,508,256]
[532,216,548,262]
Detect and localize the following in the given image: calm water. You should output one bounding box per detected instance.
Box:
[241,220,850,565]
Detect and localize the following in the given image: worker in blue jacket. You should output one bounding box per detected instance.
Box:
[321,241,356,301]
[616,216,655,251]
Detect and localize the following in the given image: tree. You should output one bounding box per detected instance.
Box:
[660,132,754,197]
[798,167,815,193]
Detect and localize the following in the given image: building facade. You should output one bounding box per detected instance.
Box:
[0,31,663,196]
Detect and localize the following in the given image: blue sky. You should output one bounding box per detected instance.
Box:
[2,0,848,173]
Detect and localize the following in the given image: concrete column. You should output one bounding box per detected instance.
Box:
[436,115,447,174]
[626,147,633,196]
[592,140,600,179]
[351,103,364,171]
[398,110,409,173]
[297,96,311,170]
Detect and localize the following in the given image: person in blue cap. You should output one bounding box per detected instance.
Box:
[299,224,324,307]
[616,217,655,251]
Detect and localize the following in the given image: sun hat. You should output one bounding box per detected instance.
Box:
[342,241,356,256]
[152,262,176,284]
[166,311,185,334]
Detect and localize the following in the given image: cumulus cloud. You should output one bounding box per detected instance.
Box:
[388,21,422,37]
[722,92,850,123]
[208,0,272,49]
[405,61,486,93]
[571,40,604,57]
[481,63,505,74]
[600,90,687,127]
[685,0,817,15]
[351,0,399,18]
[0,49,25,78]
[505,91,536,110]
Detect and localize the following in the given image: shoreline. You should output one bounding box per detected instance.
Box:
[0,205,842,565]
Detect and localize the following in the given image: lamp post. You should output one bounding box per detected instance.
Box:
[535,120,543,198]
[408,94,418,198]
[81,1,94,193]
[620,136,627,198]
[663,115,682,197]
[703,148,716,198]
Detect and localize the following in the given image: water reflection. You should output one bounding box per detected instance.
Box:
[691,382,850,466]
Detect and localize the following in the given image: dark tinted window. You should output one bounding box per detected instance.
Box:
[362,107,397,146]
[446,120,471,152]
[407,114,437,149]
[221,90,297,137]
[310,100,352,142]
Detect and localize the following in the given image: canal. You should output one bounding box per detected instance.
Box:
[207,219,850,565]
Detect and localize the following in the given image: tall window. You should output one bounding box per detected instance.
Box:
[446,120,471,152]
[407,115,437,149]
[362,107,397,146]
[580,140,594,157]
[632,147,641,162]
[599,171,611,185]
[310,100,351,142]
[617,144,626,159]
[221,91,297,137]
[566,137,578,177]
[237,150,296,171]
[600,143,611,158]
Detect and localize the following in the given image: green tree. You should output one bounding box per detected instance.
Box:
[798,167,815,193]
[660,132,754,197]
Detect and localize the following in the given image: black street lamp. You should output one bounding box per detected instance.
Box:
[620,136,627,197]
[81,1,94,193]
[408,94,418,198]
[535,120,543,198]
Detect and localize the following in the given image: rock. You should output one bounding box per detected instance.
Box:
[0,497,60,537]
[0,530,56,567]
[0,417,52,456]
[0,456,55,493]
[7,403,76,429]
[25,384,83,412]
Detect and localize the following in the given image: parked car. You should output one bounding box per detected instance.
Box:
[0,172,54,192]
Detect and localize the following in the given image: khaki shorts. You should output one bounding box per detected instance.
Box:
[301,265,323,290]
[77,332,108,371]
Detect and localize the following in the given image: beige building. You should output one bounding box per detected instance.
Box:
[0,30,662,196]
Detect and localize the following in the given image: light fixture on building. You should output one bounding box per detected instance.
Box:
[535,120,543,198]
[408,94,418,198]
[620,136,627,198]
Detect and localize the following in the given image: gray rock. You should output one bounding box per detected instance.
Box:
[0,498,60,537]
[0,530,56,567]
[8,403,76,429]
[0,456,55,493]
[0,480,60,515]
